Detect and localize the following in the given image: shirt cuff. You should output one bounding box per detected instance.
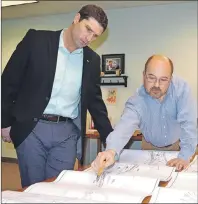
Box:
[178,150,195,161]
[105,146,121,161]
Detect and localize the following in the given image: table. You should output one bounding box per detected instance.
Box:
[85,130,143,153]
[18,150,197,203]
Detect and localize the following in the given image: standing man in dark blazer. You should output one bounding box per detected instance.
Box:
[1,4,113,188]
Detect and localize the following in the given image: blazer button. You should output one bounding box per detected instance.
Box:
[33,118,38,122]
[46,97,49,101]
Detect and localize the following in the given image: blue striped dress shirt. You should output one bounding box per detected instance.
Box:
[106,76,197,160]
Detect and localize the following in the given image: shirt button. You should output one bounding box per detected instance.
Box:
[165,135,166,138]
[162,116,165,118]
[164,126,165,128]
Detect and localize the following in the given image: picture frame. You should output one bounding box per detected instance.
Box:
[102,54,125,75]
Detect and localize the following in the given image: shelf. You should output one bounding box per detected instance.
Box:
[100,75,128,87]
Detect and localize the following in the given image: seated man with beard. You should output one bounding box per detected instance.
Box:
[91,54,197,172]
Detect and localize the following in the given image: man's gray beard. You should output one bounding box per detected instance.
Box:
[150,92,162,99]
[149,89,167,100]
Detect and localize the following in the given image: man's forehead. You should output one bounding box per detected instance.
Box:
[82,17,103,35]
[147,59,171,70]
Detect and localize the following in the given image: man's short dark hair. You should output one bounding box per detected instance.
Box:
[78,4,108,32]
[144,55,174,75]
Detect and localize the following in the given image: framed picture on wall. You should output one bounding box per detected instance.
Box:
[102,54,125,75]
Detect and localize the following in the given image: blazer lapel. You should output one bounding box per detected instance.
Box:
[48,30,62,94]
[81,47,92,100]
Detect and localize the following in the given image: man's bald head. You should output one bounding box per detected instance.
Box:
[143,55,173,101]
[144,55,174,75]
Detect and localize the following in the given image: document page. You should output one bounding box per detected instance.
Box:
[166,172,197,192]
[24,170,159,203]
[1,190,109,203]
[119,149,179,166]
[88,162,174,181]
[149,187,197,203]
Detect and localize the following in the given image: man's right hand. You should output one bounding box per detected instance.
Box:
[91,149,116,173]
[1,127,12,143]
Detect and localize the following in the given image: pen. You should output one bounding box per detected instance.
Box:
[96,159,106,181]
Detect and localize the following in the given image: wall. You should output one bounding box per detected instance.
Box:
[2,2,197,163]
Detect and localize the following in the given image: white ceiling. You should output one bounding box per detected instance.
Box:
[2,1,186,20]
[2,1,37,7]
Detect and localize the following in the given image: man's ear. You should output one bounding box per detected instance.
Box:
[73,13,81,24]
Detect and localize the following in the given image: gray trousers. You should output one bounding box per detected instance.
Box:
[16,119,79,188]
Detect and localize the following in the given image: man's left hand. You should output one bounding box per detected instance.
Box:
[166,158,190,171]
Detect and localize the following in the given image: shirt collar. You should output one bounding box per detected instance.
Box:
[59,28,83,54]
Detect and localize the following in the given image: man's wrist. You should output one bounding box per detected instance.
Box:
[107,149,119,161]
[178,153,191,162]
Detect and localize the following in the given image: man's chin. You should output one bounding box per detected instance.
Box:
[150,93,161,99]
[78,41,88,48]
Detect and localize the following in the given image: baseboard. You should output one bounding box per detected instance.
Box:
[2,157,18,164]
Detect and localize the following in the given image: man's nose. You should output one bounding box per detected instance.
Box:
[86,33,94,42]
[154,80,160,87]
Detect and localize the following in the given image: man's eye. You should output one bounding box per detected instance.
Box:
[86,27,91,32]
[161,79,168,82]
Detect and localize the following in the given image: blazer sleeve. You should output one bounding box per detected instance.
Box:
[1,29,34,128]
[88,54,113,145]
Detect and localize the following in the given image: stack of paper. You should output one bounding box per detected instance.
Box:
[119,149,179,166]
[149,153,198,203]
[2,150,197,203]
[150,187,197,203]
[2,170,159,203]
[88,162,174,182]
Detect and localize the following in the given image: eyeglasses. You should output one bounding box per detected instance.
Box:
[145,74,170,85]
